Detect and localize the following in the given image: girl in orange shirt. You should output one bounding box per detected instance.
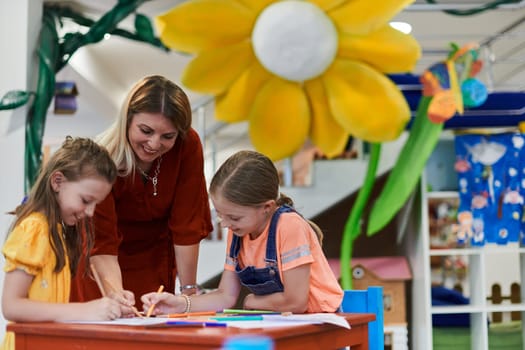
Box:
[142,150,343,314]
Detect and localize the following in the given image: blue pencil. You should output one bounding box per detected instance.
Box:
[165,321,227,327]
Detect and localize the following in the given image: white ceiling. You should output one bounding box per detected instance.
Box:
[51,0,525,91]
[396,1,525,91]
[43,0,525,156]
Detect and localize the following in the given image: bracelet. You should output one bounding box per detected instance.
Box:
[180,293,191,313]
[180,284,199,292]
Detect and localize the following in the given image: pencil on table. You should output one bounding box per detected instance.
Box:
[104,278,144,318]
[160,311,216,318]
[146,285,164,317]
[90,264,106,297]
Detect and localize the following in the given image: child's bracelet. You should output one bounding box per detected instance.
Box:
[181,293,191,313]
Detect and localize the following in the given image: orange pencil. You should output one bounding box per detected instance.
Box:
[161,311,216,318]
[146,285,164,317]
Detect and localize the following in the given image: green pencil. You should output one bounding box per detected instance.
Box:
[222,309,277,314]
[211,315,264,321]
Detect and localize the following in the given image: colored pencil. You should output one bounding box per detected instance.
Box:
[159,311,217,318]
[146,285,165,317]
[210,315,263,321]
[222,309,279,314]
[165,321,227,327]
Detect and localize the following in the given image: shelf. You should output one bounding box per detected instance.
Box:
[482,243,525,255]
[408,163,525,350]
[432,304,525,314]
[426,191,459,199]
[429,245,525,256]
[429,248,482,256]
[485,304,525,313]
[431,305,487,314]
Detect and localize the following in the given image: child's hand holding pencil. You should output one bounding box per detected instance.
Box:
[146,285,164,317]
[104,278,142,318]
[90,264,141,318]
[141,287,188,316]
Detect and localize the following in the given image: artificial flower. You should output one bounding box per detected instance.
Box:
[156,0,420,160]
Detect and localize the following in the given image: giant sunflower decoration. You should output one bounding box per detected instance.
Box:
[156,0,420,160]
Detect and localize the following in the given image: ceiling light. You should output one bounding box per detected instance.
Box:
[390,21,412,34]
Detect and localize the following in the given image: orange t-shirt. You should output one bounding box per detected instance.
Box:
[225,212,343,312]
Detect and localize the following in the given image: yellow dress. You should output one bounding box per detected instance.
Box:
[1,212,70,350]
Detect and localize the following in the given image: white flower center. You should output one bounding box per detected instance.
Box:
[251,0,338,82]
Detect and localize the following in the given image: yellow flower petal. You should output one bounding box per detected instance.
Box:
[304,78,349,157]
[155,0,255,53]
[249,78,310,160]
[236,0,277,14]
[324,59,410,142]
[182,41,254,95]
[338,25,421,73]
[309,0,349,11]
[215,61,271,123]
[329,0,415,35]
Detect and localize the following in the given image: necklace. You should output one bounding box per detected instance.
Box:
[137,156,162,196]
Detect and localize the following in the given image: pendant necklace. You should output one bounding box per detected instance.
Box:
[137,156,162,196]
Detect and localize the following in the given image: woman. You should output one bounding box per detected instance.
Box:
[70,75,213,307]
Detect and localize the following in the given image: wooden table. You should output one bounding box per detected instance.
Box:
[8,313,375,350]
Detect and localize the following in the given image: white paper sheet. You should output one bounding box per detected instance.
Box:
[263,314,350,329]
[62,313,350,329]
[225,314,349,329]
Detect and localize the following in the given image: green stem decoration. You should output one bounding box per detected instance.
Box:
[1,1,170,192]
[25,9,59,192]
[340,43,486,288]
[366,96,443,236]
[340,143,381,289]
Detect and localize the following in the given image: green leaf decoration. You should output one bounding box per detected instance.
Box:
[366,96,444,235]
[0,90,33,111]
[135,13,155,42]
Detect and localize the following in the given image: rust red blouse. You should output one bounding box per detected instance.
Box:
[70,128,213,303]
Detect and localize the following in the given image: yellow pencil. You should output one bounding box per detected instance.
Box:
[146,285,165,317]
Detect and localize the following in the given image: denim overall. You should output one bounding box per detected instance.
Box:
[229,205,295,295]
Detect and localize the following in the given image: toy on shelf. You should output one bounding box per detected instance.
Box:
[428,196,460,248]
[329,256,412,350]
